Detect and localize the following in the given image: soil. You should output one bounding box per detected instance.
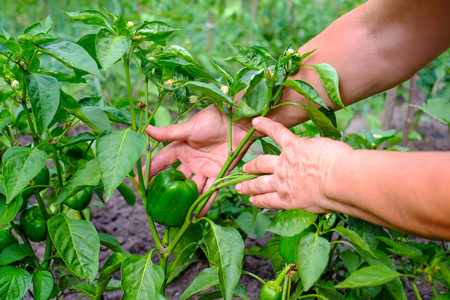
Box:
[25,100,450,300]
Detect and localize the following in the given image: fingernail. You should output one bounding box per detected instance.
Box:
[242,164,247,173]
[249,196,254,203]
[252,118,259,127]
[235,183,242,193]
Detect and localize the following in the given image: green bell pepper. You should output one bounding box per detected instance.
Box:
[260,264,293,300]
[146,169,198,227]
[64,187,93,211]
[20,205,47,242]
[0,226,18,253]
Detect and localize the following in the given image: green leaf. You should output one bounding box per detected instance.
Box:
[24,16,53,35]
[95,28,130,70]
[333,227,375,257]
[283,78,325,107]
[233,76,271,121]
[229,44,267,70]
[2,147,47,202]
[48,214,100,283]
[257,137,281,155]
[167,243,199,284]
[184,81,235,109]
[159,45,200,65]
[36,41,104,79]
[18,33,58,50]
[65,106,112,134]
[95,128,146,201]
[304,63,344,109]
[0,110,11,133]
[32,270,53,300]
[179,266,219,300]
[0,244,32,265]
[376,236,423,260]
[335,265,400,289]
[121,252,165,300]
[99,233,124,253]
[197,285,249,300]
[296,233,330,291]
[210,60,233,86]
[27,73,60,133]
[306,101,341,140]
[256,236,285,273]
[64,10,111,28]
[266,209,317,236]
[419,98,450,126]
[203,221,244,300]
[56,159,101,205]
[38,70,87,83]
[137,21,179,44]
[0,29,20,52]
[116,183,136,207]
[339,248,361,274]
[235,211,271,239]
[0,266,32,300]
[95,252,126,299]
[364,249,407,300]
[0,195,22,225]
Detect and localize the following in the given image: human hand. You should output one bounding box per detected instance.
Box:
[139,105,252,215]
[236,117,352,213]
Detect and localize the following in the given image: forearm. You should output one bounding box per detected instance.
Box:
[324,149,450,240]
[268,0,450,128]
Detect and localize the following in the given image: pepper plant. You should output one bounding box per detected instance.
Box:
[0,9,449,300]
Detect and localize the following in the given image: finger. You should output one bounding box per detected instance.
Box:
[147,142,181,178]
[252,117,298,148]
[236,175,276,195]
[249,192,285,210]
[199,191,218,218]
[191,175,207,195]
[177,164,192,179]
[242,155,278,174]
[145,121,193,143]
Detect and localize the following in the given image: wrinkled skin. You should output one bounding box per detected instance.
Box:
[139,105,252,215]
[236,117,352,213]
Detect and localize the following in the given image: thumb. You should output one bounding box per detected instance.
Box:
[145,121,192,143]
[252,117,296,148]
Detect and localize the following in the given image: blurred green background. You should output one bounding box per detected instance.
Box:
[1,0,449,130]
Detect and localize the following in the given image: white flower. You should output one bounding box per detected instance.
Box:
[373,134,383,139]
[287,48,295,54]
[149,57,155,61]
[127,21,134,28]
[189,95,198,103]
[11,80,20,89]
[220,86,229,95]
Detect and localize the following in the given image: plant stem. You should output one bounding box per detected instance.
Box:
[124,59,137,131]
[33,188,49,220]
[241,270,266,285]
[52,144,64,191]
[42,235,53,270]
[10,222,40,268]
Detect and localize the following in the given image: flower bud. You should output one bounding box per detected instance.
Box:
[189,95,198,103]
[137,101,146,109]
[127,21,134,28]
[11,80,20,89]
[220,86,229,95]
[287,48,295,55]
[133,35,142,42]
[164,79,173,86]
[149,57,156,62]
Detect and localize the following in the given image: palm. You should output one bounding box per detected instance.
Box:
[145,105,250,193]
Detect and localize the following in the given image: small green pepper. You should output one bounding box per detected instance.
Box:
[146,169,198,227]
[260,264,293,300]
[21,166,50,200]
[0,226,18,253]
[64,187,93,211]
[20,205,47,242]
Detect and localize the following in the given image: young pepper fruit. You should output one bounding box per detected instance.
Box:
[260,264,294,300]
[64,187,93,211]
[146,169,198,227]
[20,205,47,242]
[0,226,18,253]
